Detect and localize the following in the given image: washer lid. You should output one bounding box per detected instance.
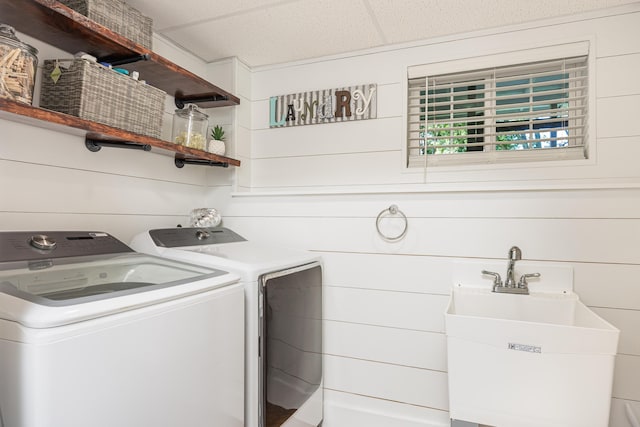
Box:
[0,252,237,328]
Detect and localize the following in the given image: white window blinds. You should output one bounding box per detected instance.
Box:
[407,56,588,167]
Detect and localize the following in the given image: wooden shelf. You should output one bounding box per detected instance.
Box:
[0,98,241,167]
[0,0,241,167]
[0,0,240,108]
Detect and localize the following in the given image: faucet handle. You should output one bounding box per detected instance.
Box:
[482,270,502,290]
[518,273,541,289]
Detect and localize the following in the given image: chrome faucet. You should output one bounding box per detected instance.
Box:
[505,246,521,288]
[482,246,540,295]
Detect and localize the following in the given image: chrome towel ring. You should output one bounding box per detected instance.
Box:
[375,205,408,242]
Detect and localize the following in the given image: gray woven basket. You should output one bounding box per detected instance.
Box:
[58,0,152,49]
[40,59,165,138]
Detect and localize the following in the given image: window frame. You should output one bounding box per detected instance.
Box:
[405,41,593,170]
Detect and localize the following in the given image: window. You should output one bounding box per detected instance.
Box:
[407,56,588,167]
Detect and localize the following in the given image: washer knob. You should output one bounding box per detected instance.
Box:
[29,234,57,251]
[195,229,210,240]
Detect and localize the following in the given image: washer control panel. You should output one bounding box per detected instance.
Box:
[0,231,133,262]
[149,227,246,248]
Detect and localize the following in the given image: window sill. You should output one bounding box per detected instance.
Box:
[407,146,587,169]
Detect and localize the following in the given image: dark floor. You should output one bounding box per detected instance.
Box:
[266,401,297,427]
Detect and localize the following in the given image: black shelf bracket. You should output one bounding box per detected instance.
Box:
[174,157,229,168]
[85,138,152,152]
[175,95,229,109]
[97,53,151,67]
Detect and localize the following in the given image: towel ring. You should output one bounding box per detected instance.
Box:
[375,205,408,242]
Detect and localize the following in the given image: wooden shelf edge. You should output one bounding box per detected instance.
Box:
[0,99,241,167]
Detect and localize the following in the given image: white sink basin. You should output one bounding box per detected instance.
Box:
[447,287,618,354]
[446,286,619,427]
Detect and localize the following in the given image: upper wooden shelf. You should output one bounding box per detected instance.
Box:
[0,0,240,108]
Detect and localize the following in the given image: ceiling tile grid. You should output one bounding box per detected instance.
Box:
[158,0,386,65]
[125,0,640,67]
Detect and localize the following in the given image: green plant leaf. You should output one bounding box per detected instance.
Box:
[210,125,225,141]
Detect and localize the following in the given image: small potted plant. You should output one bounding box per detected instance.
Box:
[209,124,226,155]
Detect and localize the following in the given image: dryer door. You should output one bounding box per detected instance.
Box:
[260,262,322,427]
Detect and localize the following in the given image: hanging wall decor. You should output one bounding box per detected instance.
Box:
[269,83,376,128]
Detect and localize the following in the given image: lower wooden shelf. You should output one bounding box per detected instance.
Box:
[0,98,241,167]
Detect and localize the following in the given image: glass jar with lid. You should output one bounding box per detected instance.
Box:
[172,104,208,151]
[0,24,39,105]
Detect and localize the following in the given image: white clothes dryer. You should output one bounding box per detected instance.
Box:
[131,227,323,427]
[0,231,244,427]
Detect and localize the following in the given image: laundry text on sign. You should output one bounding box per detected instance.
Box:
[269,84,377,128]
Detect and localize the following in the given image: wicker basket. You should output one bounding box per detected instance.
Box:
[40,59,165,138]
[58,0,153,49]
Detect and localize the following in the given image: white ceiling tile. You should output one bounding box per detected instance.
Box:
[161,0,385,66]
[366,0,639,44]
[125,0,295,30]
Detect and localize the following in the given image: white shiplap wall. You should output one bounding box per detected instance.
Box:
[212,4,640,427]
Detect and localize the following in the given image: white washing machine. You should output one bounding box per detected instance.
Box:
[0,231,244,427]
[130,227,323,427]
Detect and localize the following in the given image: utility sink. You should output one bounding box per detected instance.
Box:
[446,274,619,427]
[447,287,618,355]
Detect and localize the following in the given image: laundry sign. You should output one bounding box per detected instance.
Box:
[269,84,377,128]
